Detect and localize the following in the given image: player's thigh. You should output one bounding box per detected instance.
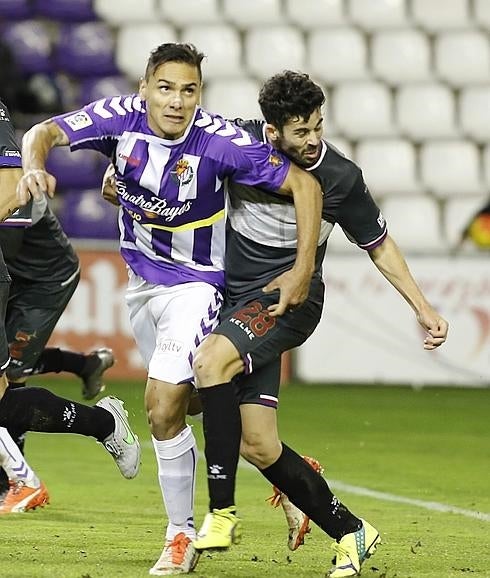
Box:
[216,278,324,375]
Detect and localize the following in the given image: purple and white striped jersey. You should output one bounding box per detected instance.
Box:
[53,96,291,290]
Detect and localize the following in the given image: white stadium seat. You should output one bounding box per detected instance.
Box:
[443,196,489,247]
[474,0,490,29]
[411,0,471,31]
[372,29,431,85]
[180,25,242,78]
[307,28,368,83]
[326,136,354,161]
[348,0,408,30]
[244,26,305,80]
[435,31,490,87]
[356,138,419,195]
[116,24,177,81]
[420,140,483,197]
[396,83,457,140]
[222,0,283,28]
[285,0,346,28]
[93,0,157,24]
[332,81,394,139]
[459,87,490,142]
[381,196,444,251]
[157,0,222,25]
[203,78,262,120]
[483,145,490,188]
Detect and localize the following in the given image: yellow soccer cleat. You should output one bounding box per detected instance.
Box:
[328,519,381,577]
[193,506,242,551]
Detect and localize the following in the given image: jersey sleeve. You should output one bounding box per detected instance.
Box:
[0,101,21,168]
[336,169,387,250]
[52,94,142,158]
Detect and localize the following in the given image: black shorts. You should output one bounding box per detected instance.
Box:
[216,276,325,408]
[5,269,80,380]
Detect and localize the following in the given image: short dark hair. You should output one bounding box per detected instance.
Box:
[258,71,325,130]
[145,43,205,81]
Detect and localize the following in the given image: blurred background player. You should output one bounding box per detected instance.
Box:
[15,42,322,575]
[192,71,448,578]
[0,98,140,512]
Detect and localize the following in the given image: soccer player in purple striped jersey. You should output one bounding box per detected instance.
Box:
[16,44,323,574]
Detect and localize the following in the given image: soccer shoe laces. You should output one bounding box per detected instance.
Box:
[168,533,191,565]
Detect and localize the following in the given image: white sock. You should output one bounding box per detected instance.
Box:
[152,425,198,541]
[0,427,39,488]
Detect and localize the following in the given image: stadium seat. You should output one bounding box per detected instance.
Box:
[327,136,353,160]
[55,22,118,77]
[79,75,136,107]
[116,24,177,81]
[484,145,490,188]
[396,83,457,140]
[435,31,490,87]
[223,0,283,27]
[93,0,157,24]
[332,81,394,139]
[285,0,346,28]
[443,195,489,247]
[307,28,368,83]
[158,0,223,25]
[381,196,444,251]
[411,0,471,31]
[326,224,360,253]
[348,0,408,29]
[203,78,262,120]
[1,20,52,74]
[244,26,305,80]
[46,148,105,191]
[371,29,431,85]
[180,25,242,78]
[58,189,119,240]
[0,0,32,19]
[459,87,490,142]
[420,140,482,197]
[356,138,419,195]
[33,0,96,21]
[474,0,490,28]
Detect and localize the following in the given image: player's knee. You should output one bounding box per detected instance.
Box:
[146,398,186,439]
[240,435,280,470]
[193,336,225,385]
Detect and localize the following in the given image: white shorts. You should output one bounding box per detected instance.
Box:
[125,270,223,384]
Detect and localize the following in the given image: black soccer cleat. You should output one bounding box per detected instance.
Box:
[80,348,115,400]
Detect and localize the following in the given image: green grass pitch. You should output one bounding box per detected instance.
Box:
[0,379,488,578]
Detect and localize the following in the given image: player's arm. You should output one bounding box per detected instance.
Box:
[264,163,323,316]
[0,167,23,222]
[16,120,69,205]
[101,163,119,207]
[369,235,449,349]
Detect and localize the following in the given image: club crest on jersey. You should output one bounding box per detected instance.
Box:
[171,158,194,185]
[268,153,283,168]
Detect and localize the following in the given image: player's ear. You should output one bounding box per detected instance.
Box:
[139,77,147,100]
[265,124,279,142]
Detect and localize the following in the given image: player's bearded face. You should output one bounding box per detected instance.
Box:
[139,61,202,140]
[275,109,323,167]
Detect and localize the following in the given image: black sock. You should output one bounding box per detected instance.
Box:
[261,443,362,540]
[0,387,114,441]
[32,348,86,376]
[199,382,241,511]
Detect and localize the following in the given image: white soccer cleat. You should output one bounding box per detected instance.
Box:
[96,396,141,479]
[149,532,200,575]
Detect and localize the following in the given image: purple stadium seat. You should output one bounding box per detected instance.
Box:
[33,0,97,22]
[58,189,119,240]
[79,75,135,107]
[1,20,52,74]
[55,22,117,77]
[0,0,32,19]
[46,148,106,190]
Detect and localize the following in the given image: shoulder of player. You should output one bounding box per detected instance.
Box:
[193,109,265,149]
[314,140,362,188]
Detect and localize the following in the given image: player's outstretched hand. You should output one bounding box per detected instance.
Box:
[417,305,449,350]
[16,169,57,205]
[263,268,311,317]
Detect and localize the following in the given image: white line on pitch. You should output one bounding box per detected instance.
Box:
[142,443,489,522]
